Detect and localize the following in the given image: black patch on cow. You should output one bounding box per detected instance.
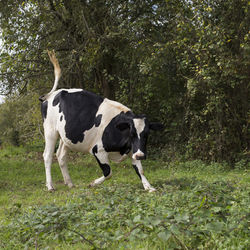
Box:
[92,145,98,154]
[133,164,142,179]
[133,119,149,155]
[60,115,63,121]
[94,114,102,127]
[41,101,48,121]
[102,111,153,158]
[39,95,45,102]
[92,145,110,177]
[52,90,104,144]
[102,112,133,155]
[95,157,111,177]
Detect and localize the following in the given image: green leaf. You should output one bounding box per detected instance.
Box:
[170,224,180,235]
[151,218,162,226]
[158,230,171,241]
[175,213,189,223]
[133,215,141,223]
[205,222,224,232]
[199,196,206,208]
[211,207,222,213]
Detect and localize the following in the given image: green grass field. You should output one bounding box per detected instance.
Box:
[0,146,249,249]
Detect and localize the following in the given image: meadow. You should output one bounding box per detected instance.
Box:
[0,146,249,249]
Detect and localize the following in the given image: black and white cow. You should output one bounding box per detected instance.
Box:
[40,51,163,192]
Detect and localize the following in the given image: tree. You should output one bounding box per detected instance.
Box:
[0,0,249,163]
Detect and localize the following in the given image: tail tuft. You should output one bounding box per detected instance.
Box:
[39,95,45,102]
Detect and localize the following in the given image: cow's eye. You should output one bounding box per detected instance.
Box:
[116,122,130,131]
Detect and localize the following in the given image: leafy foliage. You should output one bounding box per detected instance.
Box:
[0,147,249,249]
[0,93,42,145]
[0,0,249,163]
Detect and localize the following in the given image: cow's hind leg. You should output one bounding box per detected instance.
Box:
[56,140,74,188]
[132,159,156,192]
[89,146,112,187]
[43,131,58,191]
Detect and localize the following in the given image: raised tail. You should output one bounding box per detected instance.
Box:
[39,50,61,102]
[47,50,61,93]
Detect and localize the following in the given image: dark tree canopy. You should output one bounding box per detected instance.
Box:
[0,0,249,164]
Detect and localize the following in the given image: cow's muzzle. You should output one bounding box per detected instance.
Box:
[136,155,146,160]
[132,150,146,160]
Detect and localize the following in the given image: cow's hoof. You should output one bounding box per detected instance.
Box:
[148,187,156,193]
[68,183,75,188]
[88,182,94,188]
[48,187,55,192]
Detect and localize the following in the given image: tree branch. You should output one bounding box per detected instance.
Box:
[67,229,99,249]
[124,223,144,238]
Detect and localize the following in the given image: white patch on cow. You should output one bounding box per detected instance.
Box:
[89,176,106,186]
[133,118,145,139]
[96,98,130,126]
[104,98,130,112]
[62,88,83,93]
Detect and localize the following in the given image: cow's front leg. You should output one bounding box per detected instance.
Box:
[132,159,156,192]
[89,146,112,187]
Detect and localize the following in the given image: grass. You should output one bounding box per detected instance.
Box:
[0,146,249,249]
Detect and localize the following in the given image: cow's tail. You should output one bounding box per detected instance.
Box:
[39,50,61,102]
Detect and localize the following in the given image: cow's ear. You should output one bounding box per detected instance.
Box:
[116,121,131,131]
[149,122,164,131]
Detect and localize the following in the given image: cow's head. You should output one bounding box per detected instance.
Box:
[116,113,164,160]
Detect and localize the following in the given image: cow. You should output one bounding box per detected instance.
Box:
[40,51,163,192]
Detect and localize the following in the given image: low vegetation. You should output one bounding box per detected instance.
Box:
[0,146,249,249]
